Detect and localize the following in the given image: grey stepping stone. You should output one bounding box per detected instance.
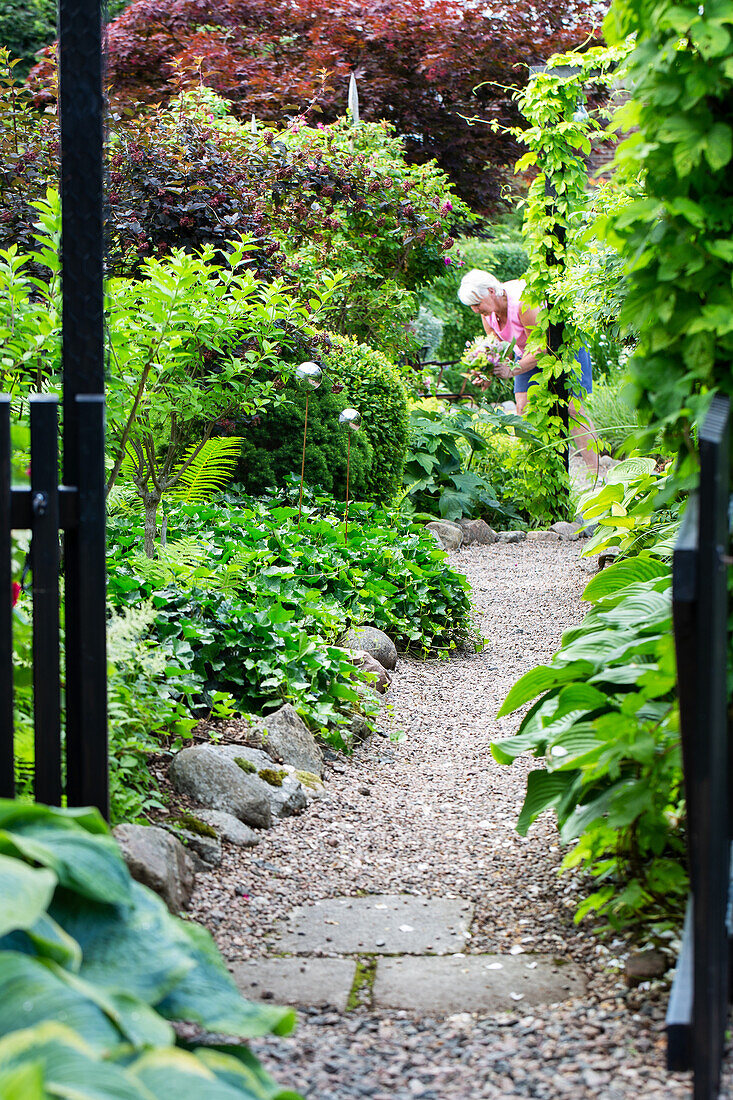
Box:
[372,954,587,1013]
[231,957,356,1011]
[275,895,473,955]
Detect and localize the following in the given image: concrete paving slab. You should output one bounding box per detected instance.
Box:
[372,954,587,1013]
[231,957,357,1011]
[275,895,474,955]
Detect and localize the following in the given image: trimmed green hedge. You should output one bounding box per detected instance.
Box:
[321,333,409,503]
[236,334,408,504]
[236,383,373,499]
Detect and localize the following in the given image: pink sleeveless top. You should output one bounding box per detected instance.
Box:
[485,279,528,355]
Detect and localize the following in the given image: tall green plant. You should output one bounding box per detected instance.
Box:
[602,0,733,478]
[511,46,628,522]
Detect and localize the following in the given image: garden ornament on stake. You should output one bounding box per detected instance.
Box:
[294,361,323,523]
[338,407,362,543]
[348,73,360,127]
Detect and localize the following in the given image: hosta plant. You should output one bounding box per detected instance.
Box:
[493,551,686,930]
[0,800,301,1098]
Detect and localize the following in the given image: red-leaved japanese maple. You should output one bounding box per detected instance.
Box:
[42,0,602,210]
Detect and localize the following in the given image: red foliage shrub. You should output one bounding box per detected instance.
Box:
[48,0,601,211]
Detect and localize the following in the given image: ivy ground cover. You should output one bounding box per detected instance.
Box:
[103,491,472,816]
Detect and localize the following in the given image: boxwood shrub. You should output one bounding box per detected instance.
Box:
[236,333,408,504]
[321,333,409,503]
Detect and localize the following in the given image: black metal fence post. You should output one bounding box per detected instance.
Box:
[693,395,730,1099]
[58,0,108,816]
[666,394,731,1100]
[30,396,62,806]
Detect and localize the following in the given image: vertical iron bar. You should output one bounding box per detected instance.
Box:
[65,396,108,817]
[59,0,106,810]
[693,394,729,1100]
[0,396,13,798]
[30,396,62,806]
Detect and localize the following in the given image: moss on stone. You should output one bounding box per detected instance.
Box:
[295,770,323,789]
[171,812,218,839]
[346,956,378,1012]
[258,768,287,787]
[234,757,257,774]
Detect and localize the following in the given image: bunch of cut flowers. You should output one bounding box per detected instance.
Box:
[459,332,516,399]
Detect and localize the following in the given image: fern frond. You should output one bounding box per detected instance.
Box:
[132,536,211,588]
[170,436,243,504]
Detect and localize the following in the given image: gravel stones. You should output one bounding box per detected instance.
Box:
[340,626,398,671]
[196,810,260,848]
[456,519,498,546]
[113,824,194,913]
[275,896,474,955]
[425,521,463,551]
[169,745,272,829]
[187,539,700,1099]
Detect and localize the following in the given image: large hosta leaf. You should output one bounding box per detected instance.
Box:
[0,912,82,971]
[0,801,109,837]
[0,1023,149,1100]
[51,882,194,1006]
[0,828,130,906]
[596,589,671,630]
[0,855,56,937]
[155,920,296,1039]
[195,1047,303,1100]
[129,1048,274,1100]
[0,953,124,1050]
[582,555,669,601]
[516,770,582,836]
[559,780,641,843]
[497,661,594,717]
[0,1061,46,1100]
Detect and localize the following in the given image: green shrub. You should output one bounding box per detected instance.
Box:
[321,333,409,504]
[403,405,526,525]
[106,494,473,748]
[236,384,374,500]
[236,334,408,505]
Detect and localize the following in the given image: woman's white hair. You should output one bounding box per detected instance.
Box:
[457,269,505,306]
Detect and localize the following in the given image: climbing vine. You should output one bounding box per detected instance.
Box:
[602,0,733,481]
[512,46,628,522]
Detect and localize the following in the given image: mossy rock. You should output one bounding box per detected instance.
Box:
[258,768,287,787]
[234,757,257,775]
[170,812,218,839]
[295,769,323,790]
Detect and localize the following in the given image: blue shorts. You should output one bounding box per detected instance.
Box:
[514,346,593,398]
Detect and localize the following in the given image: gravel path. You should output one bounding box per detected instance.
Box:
[189,539,718,1099]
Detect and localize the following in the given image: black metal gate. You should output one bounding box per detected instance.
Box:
[666,394,731,1099]
[0,0,108,817]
